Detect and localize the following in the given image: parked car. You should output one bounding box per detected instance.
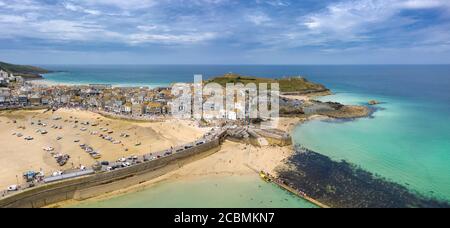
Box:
[164,152,173,156]
[100,161,109,166]
[196,141,205,146]
[7,185,19,192]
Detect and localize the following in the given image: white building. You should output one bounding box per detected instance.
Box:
[0,69,9,86]
[0,88,11,105]
[0,69,18,85]
[0,69,9,78]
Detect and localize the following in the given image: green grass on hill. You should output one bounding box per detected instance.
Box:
[206,73,328,93]
[0,61,51,78]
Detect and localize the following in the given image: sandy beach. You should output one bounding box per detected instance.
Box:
[0,108,207,191]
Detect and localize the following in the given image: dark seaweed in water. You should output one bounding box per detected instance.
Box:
[277,147,450,208]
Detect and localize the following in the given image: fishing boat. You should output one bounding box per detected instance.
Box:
[259,171,272,182]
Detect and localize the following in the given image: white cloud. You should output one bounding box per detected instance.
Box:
[0,0,449,52]
[263,0,290,7]
[33,20,111,41]
[128,32,217,44]
[246,12,272,25]
[64,3,102,15]
[0,0,43,11]
[0,15,27,23]
[400,0,450,9]
[0,0,221,45]
[298,0,450,44]
[302,1,396,33]
[302,0,450,31]
[137,25,171,32]
[78,0,157,10]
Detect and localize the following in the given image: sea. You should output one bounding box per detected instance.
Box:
[40,65,450,207]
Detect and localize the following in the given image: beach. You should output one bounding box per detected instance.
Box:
[0,108,207,191]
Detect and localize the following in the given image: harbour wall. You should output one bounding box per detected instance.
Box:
[0,133,226,208]
[0,106,50,111]
[253,129,292,146]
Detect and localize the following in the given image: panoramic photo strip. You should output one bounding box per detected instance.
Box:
[0,0,449,219]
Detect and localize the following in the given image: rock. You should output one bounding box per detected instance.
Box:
[368,100,380,105]
[321,105,370,119]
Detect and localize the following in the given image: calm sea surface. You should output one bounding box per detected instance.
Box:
[43,65,450,206]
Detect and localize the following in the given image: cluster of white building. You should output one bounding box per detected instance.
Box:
[0,69,23,87]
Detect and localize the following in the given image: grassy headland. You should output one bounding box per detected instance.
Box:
[206,73,329,94]
[0,61,51,79]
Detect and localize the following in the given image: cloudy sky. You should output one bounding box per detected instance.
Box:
[0,0,450,64]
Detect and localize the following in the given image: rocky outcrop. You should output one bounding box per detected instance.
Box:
[320,105,370,119]
[368,100,381,105]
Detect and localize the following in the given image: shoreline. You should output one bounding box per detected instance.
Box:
[32,77,171,89]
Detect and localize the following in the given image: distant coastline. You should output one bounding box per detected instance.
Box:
[0,61,52,79]
[34,80,172,90]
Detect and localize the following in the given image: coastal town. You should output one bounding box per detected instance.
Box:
[0,65,374,208]
[0,67,303,206]
[1,0,449,210]
[1,69,173,118]
[1,65,445,209]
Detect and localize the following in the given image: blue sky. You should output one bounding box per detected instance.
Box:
[0,0,450,64]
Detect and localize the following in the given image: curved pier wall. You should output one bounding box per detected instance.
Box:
[0,136,224,208]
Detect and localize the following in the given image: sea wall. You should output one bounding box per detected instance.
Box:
[0,133,226,208]
[253,129,292,146]
[93,110,165,123]
[0,105,50,111]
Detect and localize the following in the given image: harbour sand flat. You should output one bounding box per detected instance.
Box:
[0,108,206,191]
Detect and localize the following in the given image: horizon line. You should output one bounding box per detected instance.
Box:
[32,63,450,66]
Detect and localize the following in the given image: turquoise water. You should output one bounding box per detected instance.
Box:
[294,92,450,201]
[72,176,317,208]
[42,65,450,205]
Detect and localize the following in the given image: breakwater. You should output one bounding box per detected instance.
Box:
[260,172,329,208]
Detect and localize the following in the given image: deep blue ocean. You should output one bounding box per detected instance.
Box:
[42,65,450,203]
[42,65,450,103]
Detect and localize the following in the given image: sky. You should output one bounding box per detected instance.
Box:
[0,0,450,64]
